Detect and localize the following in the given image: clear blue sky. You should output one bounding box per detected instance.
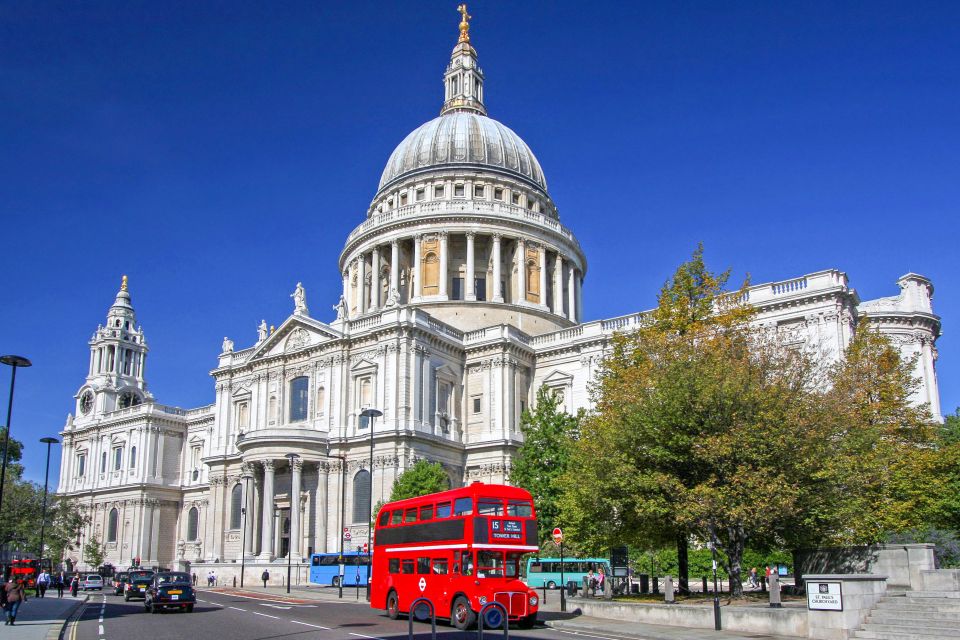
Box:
[2,1,958,485]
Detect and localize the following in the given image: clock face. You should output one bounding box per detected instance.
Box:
[118,391,141,409]
[80,391,94,415]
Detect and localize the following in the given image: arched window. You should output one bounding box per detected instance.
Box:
[315,386,326,417]
[230,484,243,530]
[352,469,371,524]
[268,396,278,424]
[129,446,137,469]
[107,508,119,543]
[289,376,309,422]
[187,507,199,541]
[423,252,439,295]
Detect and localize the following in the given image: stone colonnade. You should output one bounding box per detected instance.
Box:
[344,231,582,321]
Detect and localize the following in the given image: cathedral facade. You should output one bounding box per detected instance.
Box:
[56,17,942,578]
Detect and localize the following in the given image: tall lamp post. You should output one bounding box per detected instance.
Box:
[284,453,299,595]
[325,443,347,600]
[38,437,59,582]
[0,355,32,520]
[360,408,382,601]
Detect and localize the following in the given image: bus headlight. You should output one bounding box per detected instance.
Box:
[478,596,488,605]
[529,595,538,606]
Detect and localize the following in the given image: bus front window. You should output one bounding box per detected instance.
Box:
[505,552,524,578]
[477,551,505,578]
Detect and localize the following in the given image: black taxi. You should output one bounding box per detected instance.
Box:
[123,570,155,601]
[144,572,195,613]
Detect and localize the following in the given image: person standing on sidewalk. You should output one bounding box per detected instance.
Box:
[261,570,270,588]
[4,578,28,625]
[36,570,50,598]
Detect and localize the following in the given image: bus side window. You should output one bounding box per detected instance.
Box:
[378,511,389,527]
[417,558,430,574]
[477,499,503,516]
[419,504,434,520]
[462,552,474,576]
[391,510,403,525]
[401,560,415,574]
[389,559,400,574]
[436,502,451,518]
[453,497,473,516]
[432,559,448,575]
[312,556,321,566]
[528,562,542,573]
[404,508,417,523]
[507,500,533,517]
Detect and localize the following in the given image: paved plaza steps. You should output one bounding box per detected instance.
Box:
[852,590,960,640]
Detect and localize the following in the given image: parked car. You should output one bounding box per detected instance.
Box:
[123,570,155,601]
[82,574,104,591]
[113,572,130,595]
[144,572,195,613]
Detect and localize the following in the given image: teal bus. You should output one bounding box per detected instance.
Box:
[525,557,611,589]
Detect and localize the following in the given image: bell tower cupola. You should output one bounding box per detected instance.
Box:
[440,4,486,116]
[73,275,152,422]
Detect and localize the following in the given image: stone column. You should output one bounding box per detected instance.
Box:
[413,235,422,299]
[465,232,476,301]
[390,240,399,299]
[318,464,329,552]
[568,266,577,322]
[439,231,449,299]
[492,234,503,302]
[242,468,255,556]
[538,244,547,307]
[553,254,564,315]
[259,460,275,560]
[371,246,380,311]
[289,458,302,560]
[358,254,367,314]
[515,238,526,303]
[341,270,349,318]
[575,270,583,322]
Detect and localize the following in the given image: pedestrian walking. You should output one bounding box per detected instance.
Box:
[55,573,65,598]
[192,573,197,586]
[748,567,759,590]
[36,570,50,598]
[4,578,28,625]
[70,575,79,597]
[261,570,270,588]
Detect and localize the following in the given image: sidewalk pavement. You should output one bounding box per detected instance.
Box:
[206,585,799,639]
[0,595,87,640]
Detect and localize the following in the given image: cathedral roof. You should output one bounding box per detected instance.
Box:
[377,112,547,193]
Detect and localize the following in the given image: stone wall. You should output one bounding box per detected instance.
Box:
[794,544,935,590]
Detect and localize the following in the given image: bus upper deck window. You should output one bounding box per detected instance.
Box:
[404,508,417,523]
[478,499,503,516]
[507,500,533,517]
[436,502,451,518]
[419,504,434,520]
[391,510,402,525]
[311,556,320,566]
[378,512,389,526]
[453,497,473,516]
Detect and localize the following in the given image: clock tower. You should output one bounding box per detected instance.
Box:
[74,276,152,422]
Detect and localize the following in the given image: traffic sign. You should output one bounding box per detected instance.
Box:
[344,531,352,540]
[552,527,563,544]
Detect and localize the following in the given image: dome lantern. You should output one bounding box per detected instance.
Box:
[441,4,486,117]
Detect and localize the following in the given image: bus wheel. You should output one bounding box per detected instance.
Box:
[452,596,475,630]
[546,581,557,590]
[332,576,340,588]
[386,591,400,620]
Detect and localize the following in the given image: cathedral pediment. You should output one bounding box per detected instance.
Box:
[245,316,342,363]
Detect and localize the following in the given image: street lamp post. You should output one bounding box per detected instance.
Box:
[360,408,382,602]
[709,523,722,631]
[284,453,299,595]
[38,437,59,586]
[0,355,32,520]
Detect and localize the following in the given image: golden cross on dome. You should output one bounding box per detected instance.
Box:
[457,4,471,43]
[121,275,128,292]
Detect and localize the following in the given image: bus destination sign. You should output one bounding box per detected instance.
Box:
[490,519,523,539]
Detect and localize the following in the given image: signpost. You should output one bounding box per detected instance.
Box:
[807,581,843,611]
[552,527,566,612]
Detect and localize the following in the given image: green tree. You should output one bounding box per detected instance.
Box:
[389,460,450,501]
[84,536,106,569]
[560,246,829,597]
[510,386,581,546]
[45,498,89,569]
[941,407,960,446]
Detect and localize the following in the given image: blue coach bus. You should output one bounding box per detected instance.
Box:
[525,557,611,589]
[309,552,371,587]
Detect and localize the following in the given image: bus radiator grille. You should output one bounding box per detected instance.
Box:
[493,592,528,618]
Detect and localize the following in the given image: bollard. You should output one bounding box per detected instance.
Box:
[769,573,782,608]
[761,575,767,592]
[664,575,675,604]
[652,575,659,594]
[233,576,236,588]
[702,576,708,593]
[408,597,436,640]
[478,602,509,640]
[639,574,649,594]
[542,584,547,604]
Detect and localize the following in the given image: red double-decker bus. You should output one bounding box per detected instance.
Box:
[371,482,540,629]
[9,559,39,587]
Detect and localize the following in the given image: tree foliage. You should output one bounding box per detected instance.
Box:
[510,386,581,546]
[389,460,450,502]
[83,536,105,569]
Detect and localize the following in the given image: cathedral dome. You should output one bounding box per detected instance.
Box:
[377,112,547,193]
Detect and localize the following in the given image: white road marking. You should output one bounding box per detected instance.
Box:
[228,606,247,612]
[558,630,651,640]
[291,621,330,630]
[260,604,292,609]
[213,591,310,605]
[349,634,387,640]
[98,625,104,635]
[251,612,278,619]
